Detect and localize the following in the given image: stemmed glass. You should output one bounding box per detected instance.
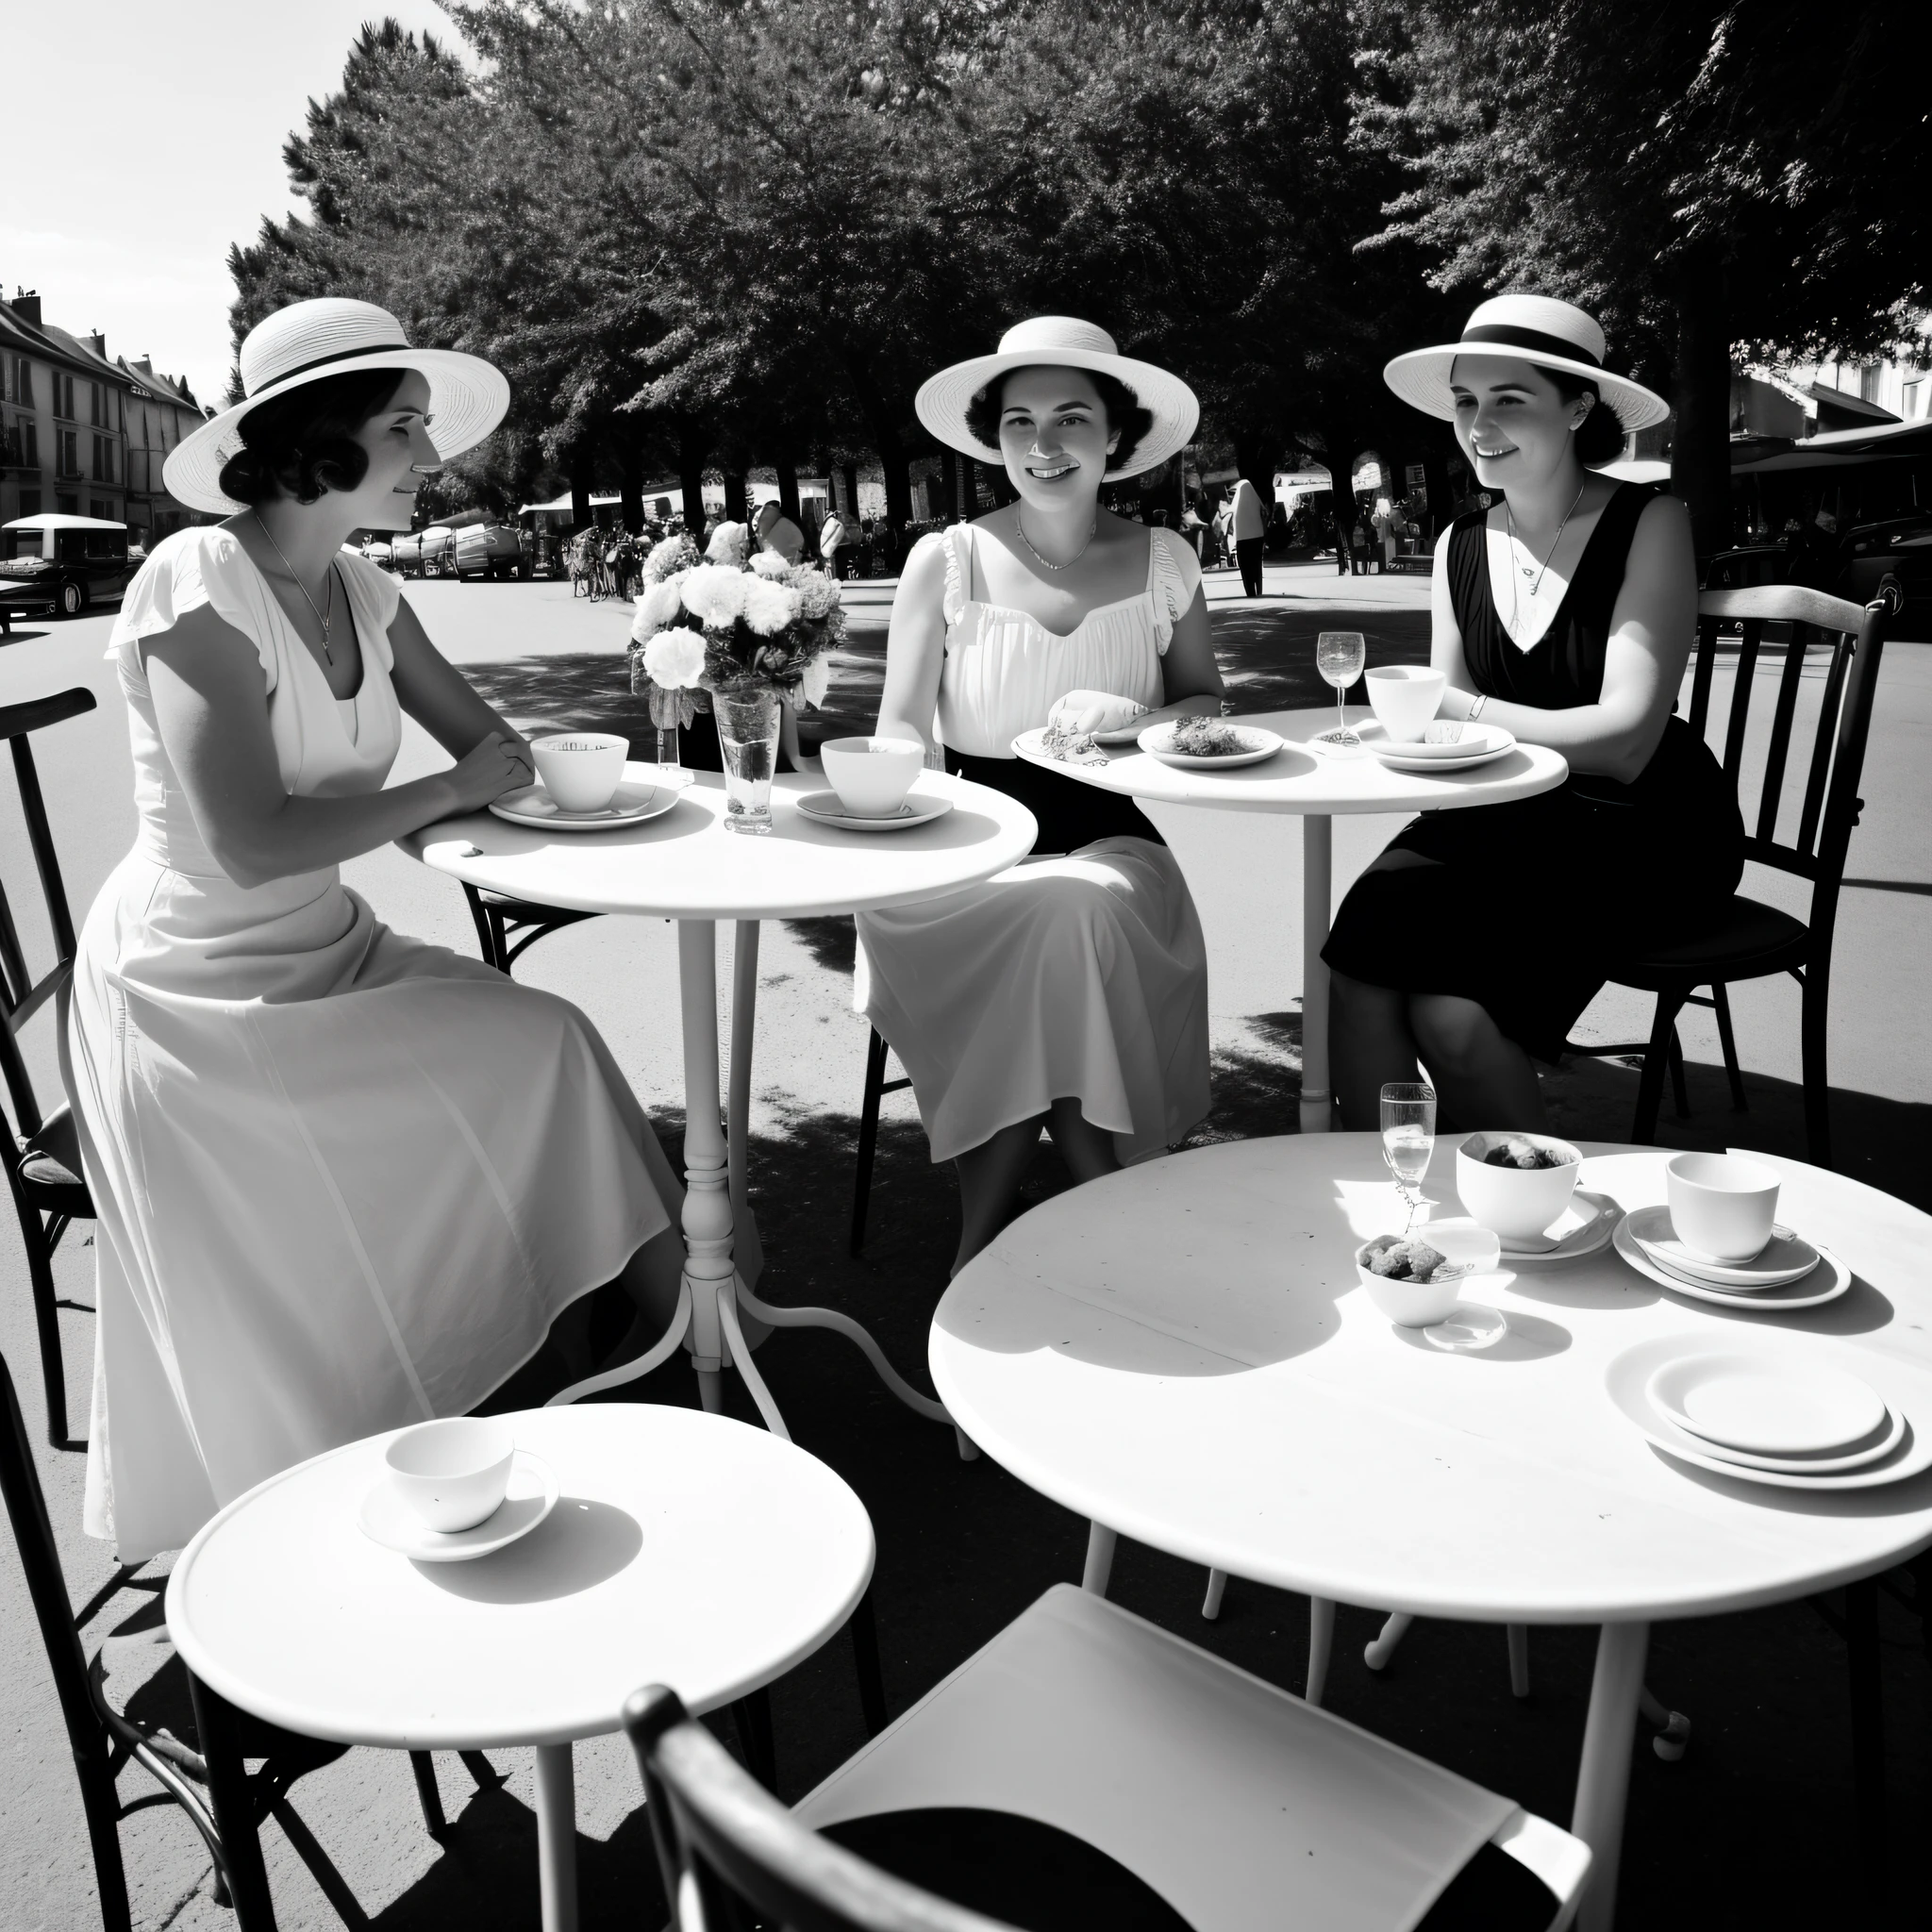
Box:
[1315,630,1366,749]
[629,648,686,781]
[1379,1081,1437,1232]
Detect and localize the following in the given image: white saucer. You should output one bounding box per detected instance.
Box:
[1372,725,1518,774]
[1625,1205,1821,1289]
[1138,722,1284,769]
[1423,1304,1508,1352]
[1645,1349,1887,1455]
[1498,1190,1619,1260]
[1643,1370,1903,1474]
[1612,1215,1849,1311]
[490,780,674,831]
[794,791,955,832]
[359,1451,558,1560]
[1606,1337,1930,1491]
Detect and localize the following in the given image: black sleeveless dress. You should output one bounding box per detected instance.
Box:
[1323,484,1743,1062]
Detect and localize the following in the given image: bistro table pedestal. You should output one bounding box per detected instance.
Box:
[1016,708,1567,1130]
[403,767,1035,1435]
[932,1133,1932,1930]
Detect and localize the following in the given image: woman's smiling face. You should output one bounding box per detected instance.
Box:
[335,370,441,530]
[1449,355,1592,493]
[997,366,1118,511]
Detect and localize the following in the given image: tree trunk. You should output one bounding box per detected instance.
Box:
[1672,253,1734,565]
[775,457,800,522]
[618,435,643,534]
[1319,419,1357,568]
[724,469,749,525]
[1234,430,1278,512]
[677,416,709,533]
[838,463,859,517]
[569,449,592,531]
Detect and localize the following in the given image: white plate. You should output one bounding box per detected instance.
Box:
[489,779,675,831]
[1611,1214,1850,1311]
[1606,1338,1931,1491]
[794,791,955,832]
[358,1451,558,1561]
[1372,725,1518,774]
[1645,1350,1887,1455]
[1137,722,1285,769]
[1642,1373,1904,1474]
[1498,1189,1620,1260]
[1625,1205,1821,1289]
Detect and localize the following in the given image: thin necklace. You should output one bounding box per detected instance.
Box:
[253,510,336,663]
[1016,510,1099,573]
[1505,478,1588,595]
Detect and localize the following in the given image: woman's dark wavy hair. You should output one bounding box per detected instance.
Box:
[217,368,410,506]
[1545,370,1628,468]
[964,366,1154,473]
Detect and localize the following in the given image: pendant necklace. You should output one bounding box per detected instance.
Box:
[1505,478,1588,596]
[1016,511,1098,573]
[253,511,336,663]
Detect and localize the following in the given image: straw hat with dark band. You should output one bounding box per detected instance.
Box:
[165,298,511,516]
[1383,293,1669,432]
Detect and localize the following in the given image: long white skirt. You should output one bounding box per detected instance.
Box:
[70,855,680,1562]
[856,838,1211,1165]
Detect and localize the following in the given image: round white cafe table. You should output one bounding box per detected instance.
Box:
[931,1134,1932,1932]
[1015,708,1567,1131]
[400,766,1035,1432]
[166,1406,875,1932]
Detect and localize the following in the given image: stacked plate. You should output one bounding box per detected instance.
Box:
[1606,1336,1929,1491]
[1612,1207,1850,1311]
[1370,722,1517,773]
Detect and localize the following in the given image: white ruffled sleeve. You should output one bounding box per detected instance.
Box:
[909,527,967,630]
[1150,527,1203,653]
[107,527,278,691]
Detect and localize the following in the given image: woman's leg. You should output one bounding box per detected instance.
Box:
[954,1115,1049,1275]
[597,1225,691,1368]
[1046,1096,1124,1185]
[1331,973,1426,1130]
[1408,993,1548,1131]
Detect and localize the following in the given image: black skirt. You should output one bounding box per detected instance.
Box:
[944,747,1162,857]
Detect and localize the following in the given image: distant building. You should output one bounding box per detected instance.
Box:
[0,289,208,544]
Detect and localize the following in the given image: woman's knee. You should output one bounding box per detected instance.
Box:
[1408,993,1498,1072]
[1331,972,1406,1025]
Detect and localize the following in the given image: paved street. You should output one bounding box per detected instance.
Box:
[2,566,1928,1928]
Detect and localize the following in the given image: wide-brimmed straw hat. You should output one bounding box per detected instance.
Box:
[165,298,512,515]
[1382,293,1669,432]
[915,316,1199,481]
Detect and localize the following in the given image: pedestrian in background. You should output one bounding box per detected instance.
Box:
[754,498,806,564]
[1230,474,1266,596]
[820,503,852,577]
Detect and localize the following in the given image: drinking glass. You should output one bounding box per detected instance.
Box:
[716,689,780,834]
[629,648,686,781]
[1316,631,1367,747]
[1379,1081,1437,1232]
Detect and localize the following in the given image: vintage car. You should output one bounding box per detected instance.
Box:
[0,513,132,623]
[417,525,458,577]
[389,531,425,576]
[451,516,527,581]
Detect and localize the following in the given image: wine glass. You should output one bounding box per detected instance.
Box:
[1316,631,1366,747]
[1380,1081,1437,1232]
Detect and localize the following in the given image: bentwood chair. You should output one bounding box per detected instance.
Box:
[850,1027,912,1255]
[1564,586,1892,1164]
[626,1584,1592,1931]
[0,688,98,1447]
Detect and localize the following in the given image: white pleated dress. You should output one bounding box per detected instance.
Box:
[69,528,682,1561]
[855,523,1211,1166]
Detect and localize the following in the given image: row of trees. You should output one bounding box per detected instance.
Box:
[230,1,1927,554]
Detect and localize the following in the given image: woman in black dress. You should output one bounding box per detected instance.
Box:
[1324,294,1743,1129]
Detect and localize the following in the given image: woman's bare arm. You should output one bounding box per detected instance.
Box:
[1156,584,1225,711]
[1434,495,1695,781]
[874,537,952,752]
[143,607,528,889]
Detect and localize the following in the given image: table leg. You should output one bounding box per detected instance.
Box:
[1300,814,1333,1134]
[1082,1523,1117,1595]
[1572,1621,1649,1932]
[187,1674,277,1929]
[534,1742,578,1932]
[678,920,733,1411]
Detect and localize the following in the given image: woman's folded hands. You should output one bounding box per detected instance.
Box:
[1047,690,1149,737]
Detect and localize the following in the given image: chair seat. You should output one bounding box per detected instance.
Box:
[1608,893,1807,987]
[16,1103,92,1211]
[794,1586,1589,1932]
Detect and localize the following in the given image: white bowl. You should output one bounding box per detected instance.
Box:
[1667,1152,1781,1264]
[385,1417,516,1533]
[1365,665,1446,742]
[531,732,629,812]
[1456,1133,1582,1243]
[820,736,925,817]
[1354,1223,1500,1327]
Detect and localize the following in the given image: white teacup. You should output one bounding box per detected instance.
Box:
[385,1417,515,1533]
[820,736,924,817]
[532,732,628,812]
[1666,1152,1781,1264]
[1365,665,1446,742]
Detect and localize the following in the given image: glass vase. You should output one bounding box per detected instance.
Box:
[628,648,686,782]
[715,688,780,834]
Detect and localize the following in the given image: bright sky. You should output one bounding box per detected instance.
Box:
[5,2,468,409]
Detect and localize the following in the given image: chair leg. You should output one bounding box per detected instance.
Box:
[731,1689,777,1791]
[1847,1578,1885,1905]
[1364,1610,1413,1672]
[1801,964,1833,1169]
[1711,982,1747,1110]
[1201,1568,1228,1620]
[1667,1024,1690,1120]
[1629,991,1689,1144]
[1507,1623,1531,1699]
[1306,1598,1335,1707]
[460,884,499,972]
[22,1229,68,1447]
[409,1752,447,1838]
[850,1028,891,1257]
[1082,1522,1117,1596]
[850,1588,888,1737]
[188,1674,278,1930]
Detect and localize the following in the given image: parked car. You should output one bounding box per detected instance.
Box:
[360,539,394,571]
[454,520,527,581]
[418,526,458,577]
[390,531,424,577]
[0,513,132,623]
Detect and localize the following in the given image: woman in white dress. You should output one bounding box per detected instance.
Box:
[857,317,1224,1271]
[68,300,686,1561]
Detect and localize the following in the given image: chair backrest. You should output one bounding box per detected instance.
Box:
[0,688,94,1139]
[1690,586,1889,942]
[625,1686,1021,1932]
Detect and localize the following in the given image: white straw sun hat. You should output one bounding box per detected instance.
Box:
[1382,293,1669,433]
[165,298,512,516]
[916,316,1199,481]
